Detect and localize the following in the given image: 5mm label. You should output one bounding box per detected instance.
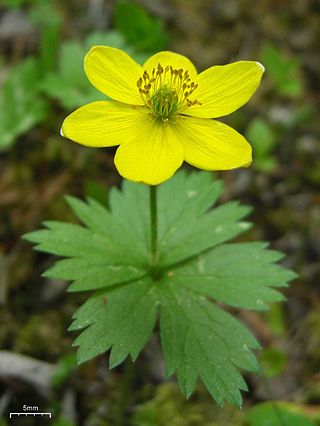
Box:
[23,405,39,411]
[9,405,52,419]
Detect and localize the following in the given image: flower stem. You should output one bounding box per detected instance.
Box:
[149,185,159,277]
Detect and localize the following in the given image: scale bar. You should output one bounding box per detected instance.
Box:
[9,412,52,418]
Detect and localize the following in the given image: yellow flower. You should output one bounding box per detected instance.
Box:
[61,47,264,185]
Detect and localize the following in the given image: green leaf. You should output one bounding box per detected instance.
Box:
[41,31,147,109]
[24,197,147,292]
[109,171,249,266]
[43,258,144,292]
[259,348,287,377]
[40,40,106,109]
[70,279,158,367]
[51,353,77,388]
[84,179,109,206]
[260,43,303,98]
[170,242,296,310]
[265,304,286,336]
[159,201,252,266]
[2,0,29,9]
[28,1,62,73]
[25,171,296,407]
[159,284,260,406]
[115,1,169,52]
[246,402,317,426]
[246,118,278,172]
[0,58,48,149]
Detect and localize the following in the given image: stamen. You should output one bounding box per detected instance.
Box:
[137,62,201,122]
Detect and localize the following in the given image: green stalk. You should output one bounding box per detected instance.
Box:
[149,185,159,278]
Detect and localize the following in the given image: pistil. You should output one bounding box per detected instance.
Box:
[137,63,201,122]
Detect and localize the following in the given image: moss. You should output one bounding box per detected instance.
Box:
[0,309,19,347]
[83,417,111,426]
[14,312,69,360]
[132,382,242,426]
[306,311,320,365]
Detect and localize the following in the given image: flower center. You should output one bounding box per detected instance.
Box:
[137,63,201,123]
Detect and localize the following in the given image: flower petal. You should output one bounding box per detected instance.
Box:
[173,116,252,170]
[84,46,143,105]
[143,51,197,78]
[61,101,149,147]
[114,118,184,185]
[186,61,264,118]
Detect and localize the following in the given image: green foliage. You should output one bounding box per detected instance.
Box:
[259,348,287,377]
[260,43,303,98]
[265,304,286,336]
[52,417,76,426]
[115,1,169,52]
[2,0,30,8]
[84,179,109,206]
[41,31,147,109]
[246,118,278,172]
[25,172,296,407]
[4,0,59,13]
[245,401,317,426]
[0,58,48,150]
[40,39,104,109]
[29,1,62,73]
[159,285,259,406]
[51,353,77,388]
[70,279,158,368]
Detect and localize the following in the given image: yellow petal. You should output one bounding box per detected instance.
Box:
[143,51,197,79]
[114,117,184,185]
[84,46,143,105]
[61,101,149,147]
[173,116,252,170]
[186,61,264,118]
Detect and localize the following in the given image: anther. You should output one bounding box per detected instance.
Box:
[137,62,201,119]
[157,63,164,74]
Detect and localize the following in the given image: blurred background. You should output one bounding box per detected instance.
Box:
[0,0,319,425]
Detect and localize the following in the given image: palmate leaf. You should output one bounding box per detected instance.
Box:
[158,283,260,406]
[0,58,48,149]
[69,279,158,367]
[171,242,296,310]
[108,171,251,265]
[25,196,148,291]
[24,171,296,407]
